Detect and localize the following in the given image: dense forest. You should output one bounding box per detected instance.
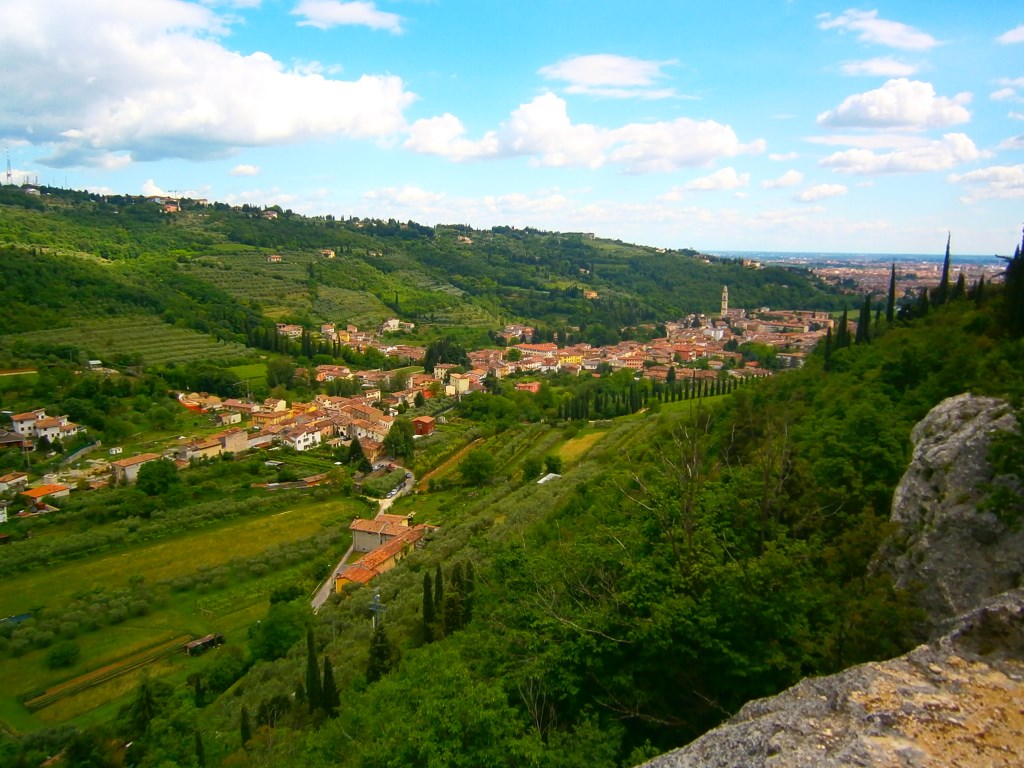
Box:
[2,188,1023,768]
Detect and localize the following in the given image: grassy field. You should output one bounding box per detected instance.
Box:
[229,362,268,390]
[559,429,609,465]
[0,495,364,732]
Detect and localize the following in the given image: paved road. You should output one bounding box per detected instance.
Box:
[310,470,414,613]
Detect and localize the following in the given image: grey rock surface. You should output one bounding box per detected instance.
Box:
[640,589,1024,768]
[884,393,1022,628]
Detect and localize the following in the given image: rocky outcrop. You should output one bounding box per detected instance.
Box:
[640,589,1024,768]
[883,393,1022,629]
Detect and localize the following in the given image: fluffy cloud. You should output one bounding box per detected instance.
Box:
[769,152,799,161]
[949,164,1024,202]
[819,133,983,174]
[0,1,415,167]
[841,57,919,77]
[538,54,677,99]
[795,184,847,202]
[291,1,403,33]
[818,9,939,50]
[405,93,764,173]
[684,167,749,190]
[997,24,1024,44]
[998,135,1024,150]
[364,186,447,207]
[230,164,261,176]
[991,88,1018,102]
[762,170,804,189]
[991,78,1024,103]
[817,79,971,130]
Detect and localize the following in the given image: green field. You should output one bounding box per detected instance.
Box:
[229,362,268,389]
[0,494,365,731]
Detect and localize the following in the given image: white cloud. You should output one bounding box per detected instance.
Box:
[949,164,1024,202]
[795,184,848,202]
[538,54,677,99]
[841,57,919,77]
[769,152,799,161]
[404,114,499,161]
[762,170,804,188]
[998,135,1024,150]
[684,167,749,191]
[1011,112,1024,121]
[230,164,260,176]
[142,179,168,197]
[0,1,415,167]
[997,24,1024,44]
[405,93,764,173]
[291,1,403,33]
[202,0,262,7]
[818,9,940,50]
[819,133,983,174]
[364,186,447,207]
[992,78,1024,103]
[991,88,1018,102]
[804,133,931,149]
[817,79,971,130]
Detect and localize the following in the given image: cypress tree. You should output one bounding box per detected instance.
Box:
[321,656,340,716]
[240,705,252,748]
[836,309,850,349]
[886,263,897,323]
[305,628,322,714]
[936,232,952,305]
[367,625,396,683]
[195,730,206,767]
[434,564,444,617]
[463,560,475,625]
[974,274,986,307]
[422,572,435,641]
[952,271,966,301]
[855,295,872,344]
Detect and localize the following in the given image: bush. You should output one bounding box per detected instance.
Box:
[46,641,81,669]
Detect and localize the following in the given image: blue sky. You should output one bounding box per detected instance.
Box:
[1,1,1022,254]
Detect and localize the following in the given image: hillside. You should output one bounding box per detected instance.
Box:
[0,187,847,354]
[1,188,1023,768]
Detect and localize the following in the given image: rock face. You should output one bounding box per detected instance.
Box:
[884,393,1022,628]
[640,590,1024,768]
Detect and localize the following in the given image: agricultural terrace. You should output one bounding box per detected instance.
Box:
[0,316,251,366]
[0,494,365,730]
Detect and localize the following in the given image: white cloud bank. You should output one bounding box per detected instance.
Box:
[291,0,403,33]
[405,93,764,173]
[819,133,983,174]
[538,54,678,99]
[949,164,1024,202]
[0,0,415,167]
[762,170,804,189]
[818,9,940,50]
[795,184,847,202]
[684,167,749,190]
[818,79,971,130]
[230,164,261,176]
[841,57,919,77]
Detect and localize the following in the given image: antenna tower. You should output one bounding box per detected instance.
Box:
[369,589,387,629]
[5,148,12,185]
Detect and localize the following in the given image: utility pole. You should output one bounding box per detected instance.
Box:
[369,589,387,629]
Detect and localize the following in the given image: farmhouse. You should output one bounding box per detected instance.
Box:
[110,453,162,484]
[411,415,435,436]
[350,513,413,553]
[9,410,82,443]
[335,523,435,591]
[0,472,29,493]
[21,483,72,505]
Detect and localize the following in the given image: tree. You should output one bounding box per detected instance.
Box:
[240,705,252,748]
[322,656,340,716]
[886,263,897,323]
[835,309,850,349]
[267,356,296,388]
[248,600,307,661]
[384,417,415,462]
[544,454,563,475]
[422,572,435,641]
[46,640,80,669]
[347,438,372,473]
[135,459,180,496]
[414,390,426,407]
[459,447,496,486]
[935,232,952,305]
[305,628,322,714]
[195,730,206,767]
[434,564,444,618]
[855,295,871,345]
[367,625,397,683]
[522,455,543,483]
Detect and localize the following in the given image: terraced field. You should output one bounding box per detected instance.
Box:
[0,316,251,366]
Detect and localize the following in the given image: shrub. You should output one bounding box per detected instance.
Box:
[46,641,81,669]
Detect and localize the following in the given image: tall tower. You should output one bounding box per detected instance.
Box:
[720,285,729,316]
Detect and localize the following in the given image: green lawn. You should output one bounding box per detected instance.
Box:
[229,362,268,389]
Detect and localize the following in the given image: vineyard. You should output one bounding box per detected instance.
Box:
[0,316,251,366]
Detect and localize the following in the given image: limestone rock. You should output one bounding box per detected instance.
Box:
[640,589,1024,768]
[882,393,1022,629]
